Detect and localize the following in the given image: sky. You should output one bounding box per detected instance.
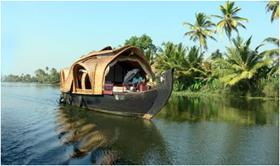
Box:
[1,1,279,75]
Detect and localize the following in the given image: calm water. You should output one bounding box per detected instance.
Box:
[1,83,279,164]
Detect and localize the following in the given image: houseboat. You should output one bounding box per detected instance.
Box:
[59,45,173,120]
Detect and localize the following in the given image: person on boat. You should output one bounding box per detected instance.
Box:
[131,73,144,86]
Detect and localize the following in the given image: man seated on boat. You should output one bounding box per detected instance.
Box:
[123,69,146,92]
[131,73,144,87]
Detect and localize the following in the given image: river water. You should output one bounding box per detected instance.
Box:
[1,83,279,164]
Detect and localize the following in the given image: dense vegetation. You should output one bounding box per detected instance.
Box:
[2,67,60,84]
[2,1,278,98]
[125,1,279,98]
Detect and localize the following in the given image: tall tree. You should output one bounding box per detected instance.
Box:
[124,34,157,64]
[213,1,248,40]
[35,69,48,83]
[266,0,279,22]
[49,68,60,83]
[183,12,216,50]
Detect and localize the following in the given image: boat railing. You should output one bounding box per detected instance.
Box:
[103,81,153,95]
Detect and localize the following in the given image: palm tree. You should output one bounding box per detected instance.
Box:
[213,1,248,40]
[266,0,279,22]
[155,42,206,77]
[263,37,279,57]
[216,36,272,87]
[183,12,216,50]
[155,42,206,91]
[262,37,279,77]
[154,42,187,78]
[184,46,206,77]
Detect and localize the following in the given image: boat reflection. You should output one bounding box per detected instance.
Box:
[55,106,170,164]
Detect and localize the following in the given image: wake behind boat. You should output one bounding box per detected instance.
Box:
[59,45,173,119]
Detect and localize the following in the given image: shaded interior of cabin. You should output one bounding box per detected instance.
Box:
[105,60,146,84]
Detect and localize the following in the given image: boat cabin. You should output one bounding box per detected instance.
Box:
[60,46,155,95]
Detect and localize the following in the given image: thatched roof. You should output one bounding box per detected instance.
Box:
[60,45,153,95]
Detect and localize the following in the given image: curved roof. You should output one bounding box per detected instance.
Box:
[60,45,153,95]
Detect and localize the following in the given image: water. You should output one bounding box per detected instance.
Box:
[1,83,279,164]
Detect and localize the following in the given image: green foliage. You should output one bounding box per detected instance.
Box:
[173,80,185,91]
[215,36,272,87]
[124,34,157,64]
[183,12,216,50]
[35,69,48,83]
[212,1,248,40]
[49,68,60,84]
[262,37,279,77]
[155,42,187,76]
[189,79,205,91]
[266,0,279,22]
[210,49,223,60]
[153,35,277,97]
[206,78,224,90]
[3,67,59,84]
[35,67,60,84]
[2,74,37,82]
[155,42,208,91]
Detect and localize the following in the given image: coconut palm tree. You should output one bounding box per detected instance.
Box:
[154,42,187,77]
[183,12,216,50]
[266,0,279,22]
[155,42,206,78]
[213,1,248,40]
[184,46,206,77]
[216,36,272,87]
[155,42,206,91]
[262,37,279,77]
[263,37,279,57]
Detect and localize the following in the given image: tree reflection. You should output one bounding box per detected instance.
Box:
[156,96,279,125]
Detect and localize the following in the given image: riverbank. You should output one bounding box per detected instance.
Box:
[172,90,279,100]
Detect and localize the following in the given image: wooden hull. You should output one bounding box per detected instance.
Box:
[62,89,157,117]
[60,69,173,119]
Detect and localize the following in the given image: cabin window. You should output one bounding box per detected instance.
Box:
[84,74,91,89]
[77,69,83,89]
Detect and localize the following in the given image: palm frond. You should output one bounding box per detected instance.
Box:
[263,37,279,46]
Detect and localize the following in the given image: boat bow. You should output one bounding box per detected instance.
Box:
[143,68,174,120]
